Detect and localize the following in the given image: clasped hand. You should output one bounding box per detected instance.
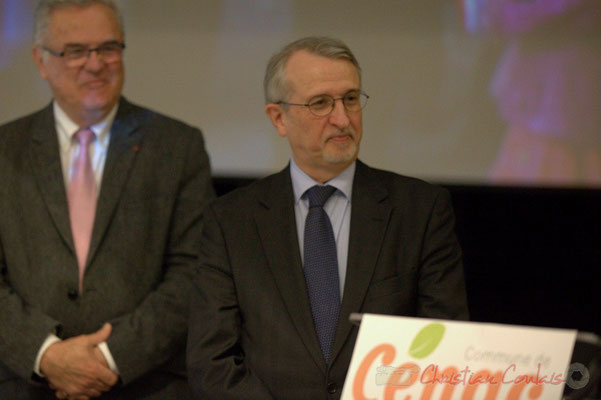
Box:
[40,323,119,400]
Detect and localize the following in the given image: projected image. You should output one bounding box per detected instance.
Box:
[462,0,601,186]
[0,0,32,68]
[1,0,600,188]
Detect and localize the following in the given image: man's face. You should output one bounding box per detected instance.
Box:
[32,3,124,126]
[266,50,363,182]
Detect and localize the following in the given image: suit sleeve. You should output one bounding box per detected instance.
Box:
[0,121,62,381]
[186,205,275,400]
[104,129,215,384]
[0,232,62,382]
[416,188,470,320]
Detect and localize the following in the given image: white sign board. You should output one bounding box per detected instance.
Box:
[341,314,577,400]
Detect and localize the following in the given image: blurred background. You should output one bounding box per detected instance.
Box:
[2,0,600,334]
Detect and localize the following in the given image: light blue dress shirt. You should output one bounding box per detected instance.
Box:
[290,158,355,300]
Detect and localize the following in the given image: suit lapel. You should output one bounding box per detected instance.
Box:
[254,167,327,373]
[331,161,392,363]
[29,104,75,252]
[87,99,143,265]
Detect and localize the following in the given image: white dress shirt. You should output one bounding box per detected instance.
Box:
[34,101,119,377]
[55,101,114,188]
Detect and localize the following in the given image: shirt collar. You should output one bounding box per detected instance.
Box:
[290,157,355,205]
[53,101,118,146]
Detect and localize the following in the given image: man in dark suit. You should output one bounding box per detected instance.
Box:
[0,1,214,399]
[187,36,468,399]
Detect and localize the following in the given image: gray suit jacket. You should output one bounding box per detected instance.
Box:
[0,98,214,399]
[187,161,468,400]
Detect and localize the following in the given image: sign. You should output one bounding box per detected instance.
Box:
[341,314,576,399]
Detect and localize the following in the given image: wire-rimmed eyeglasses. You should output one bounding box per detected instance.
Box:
[276,90,369,117]
[42,41,126,68]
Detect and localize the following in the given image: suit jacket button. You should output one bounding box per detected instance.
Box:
[67,289,78,300]
[327,382,338,394]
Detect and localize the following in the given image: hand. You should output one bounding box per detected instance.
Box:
[55,390,92,400]
[93,346,109,369]
[41,323,119,399]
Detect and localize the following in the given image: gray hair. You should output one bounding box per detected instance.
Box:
[264,36,361,104]
[34,0,124,46]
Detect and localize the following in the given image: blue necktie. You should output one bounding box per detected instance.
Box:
[303,185,340,363]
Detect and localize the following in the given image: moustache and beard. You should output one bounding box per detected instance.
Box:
[322,126,360,164]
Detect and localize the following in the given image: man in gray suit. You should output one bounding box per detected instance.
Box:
[187,37,468,399]
[0,0,214,399]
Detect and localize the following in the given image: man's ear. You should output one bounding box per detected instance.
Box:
[32,46,49,81]
[265,103,287,138]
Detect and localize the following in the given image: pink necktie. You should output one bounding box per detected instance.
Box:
[67,128,98,293]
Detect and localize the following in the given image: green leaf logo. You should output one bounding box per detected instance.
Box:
[408,323,445,359]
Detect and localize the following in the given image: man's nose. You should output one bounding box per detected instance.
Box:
[328,99,351,128]
[83,49,105,71]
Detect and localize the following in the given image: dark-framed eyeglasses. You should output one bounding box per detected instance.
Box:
[42,41,126,68]
[276,90,369,117]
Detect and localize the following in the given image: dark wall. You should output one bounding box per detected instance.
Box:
[213,177,601,335]
[449,185,601,335]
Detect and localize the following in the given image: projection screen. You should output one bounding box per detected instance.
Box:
[1,0,600,187]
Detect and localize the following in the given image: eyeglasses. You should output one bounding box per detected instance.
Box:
[276,90,369,117]
[42,41,126,68]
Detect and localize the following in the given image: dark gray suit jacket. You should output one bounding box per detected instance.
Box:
[0,98,215,399]
[187,161,469,400]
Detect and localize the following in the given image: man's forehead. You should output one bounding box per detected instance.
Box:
[287,50,357,72]
[47,4,122,42]
[286,51,360,96]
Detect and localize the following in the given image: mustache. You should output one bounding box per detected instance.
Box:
[326,127,356,141]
